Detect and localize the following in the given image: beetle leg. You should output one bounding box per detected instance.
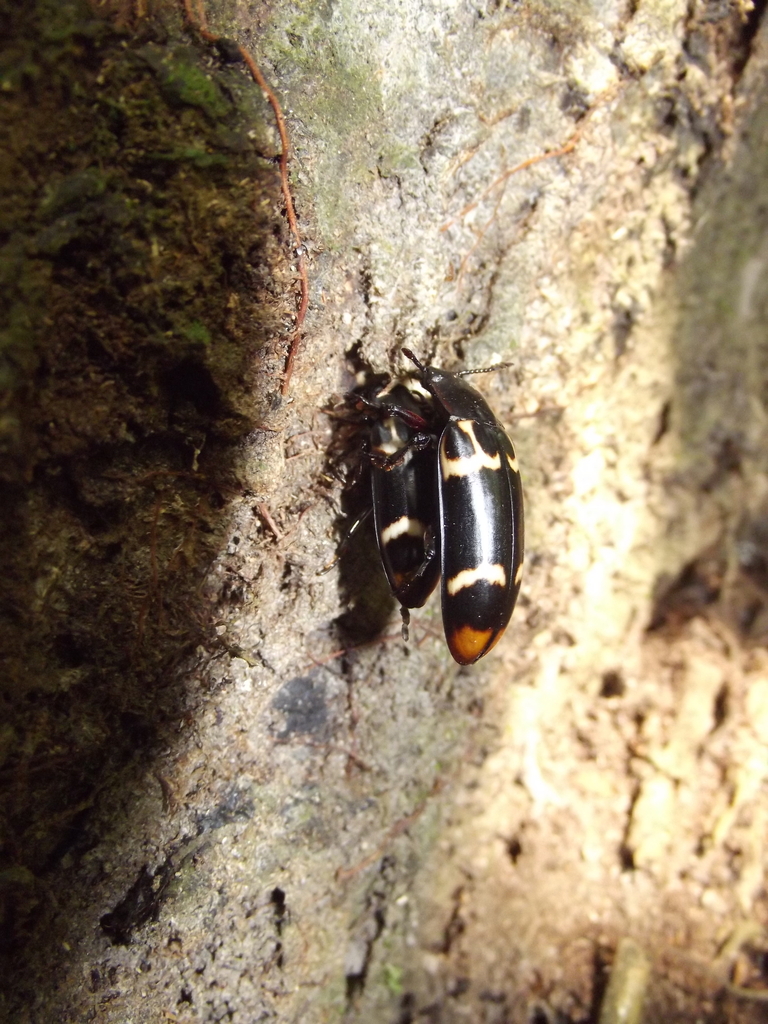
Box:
[365,431,434,471]
[356,391,431,433]
[317,507,373,575]
[392,525,439,609]
[379,402,431,432]
[400,606,411,641]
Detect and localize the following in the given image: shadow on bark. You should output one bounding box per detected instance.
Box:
[0,0,289,991]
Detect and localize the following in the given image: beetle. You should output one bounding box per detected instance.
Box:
[365,379,441,635]
[365,349,524,665]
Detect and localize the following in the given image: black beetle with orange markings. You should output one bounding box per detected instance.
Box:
[364,348,524,665]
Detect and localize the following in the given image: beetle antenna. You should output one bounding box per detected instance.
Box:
[457,361,514,377]
[402,348,426,373]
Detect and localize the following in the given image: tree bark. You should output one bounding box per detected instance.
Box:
[3,0,768,1021]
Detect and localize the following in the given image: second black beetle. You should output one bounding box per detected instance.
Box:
[367,379,440,616]
[366,349,524,665]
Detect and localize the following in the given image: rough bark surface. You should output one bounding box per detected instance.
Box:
[3,0,768,1022]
